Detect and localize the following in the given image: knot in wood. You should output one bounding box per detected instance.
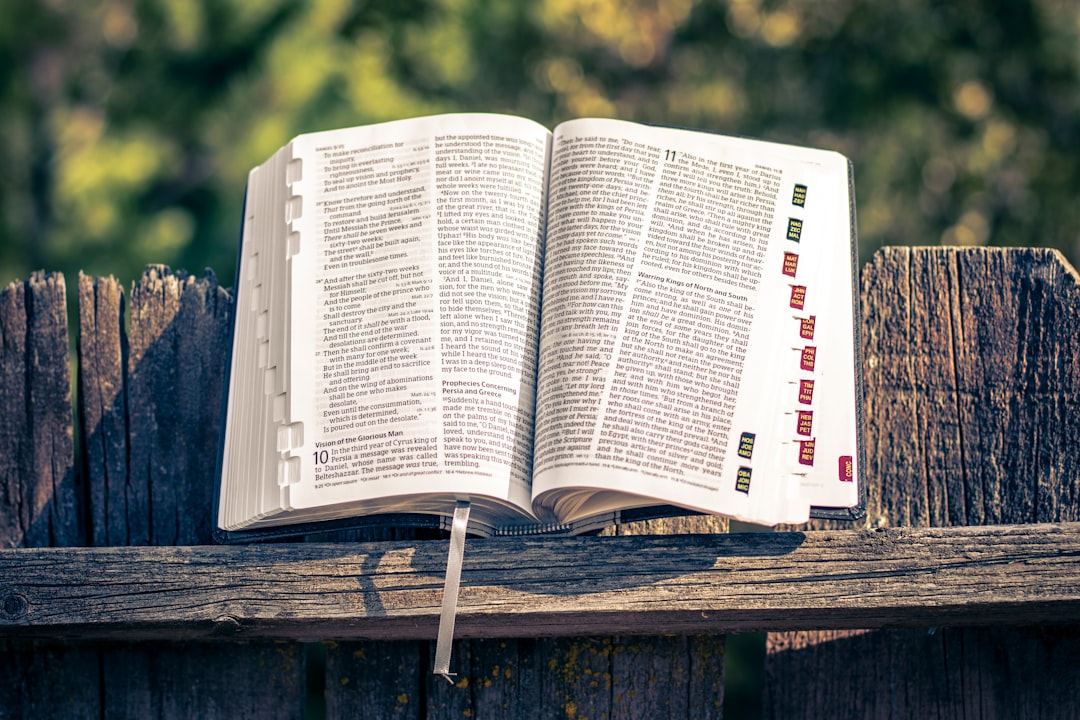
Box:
[1,591,29,619]
[211,615,242,636]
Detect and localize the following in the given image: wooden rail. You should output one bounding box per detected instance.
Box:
[3,523,1080,642]
[3,246,1080,719]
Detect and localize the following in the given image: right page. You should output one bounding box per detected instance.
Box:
[532,118,860,527]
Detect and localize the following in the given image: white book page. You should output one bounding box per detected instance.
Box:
[532,118,857,526]
[282,113,550,515]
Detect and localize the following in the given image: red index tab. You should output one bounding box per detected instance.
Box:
[796,410,813,436]
[797,379,815,404]
[782,252,799,277]
[799,315,816,340]
[790,285,807,310]
[798,439,816,466]
[800,346,817,371]
[839,455,854,482]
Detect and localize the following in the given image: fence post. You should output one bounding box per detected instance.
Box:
[764,247,1080,718]
[0,273,100,716]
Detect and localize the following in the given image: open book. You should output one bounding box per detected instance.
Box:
[216,113,863,540]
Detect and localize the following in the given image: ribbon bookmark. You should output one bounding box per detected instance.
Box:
[433,499,471,682]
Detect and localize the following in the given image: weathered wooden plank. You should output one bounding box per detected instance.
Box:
[170,268,234,544]
[0,640,102,717]
[765,247,1080,718]
[1,522,1078,641]
[96,642,306,719]
[77,273,128,547]
[125,265,233,546]
[765,626,1080,718]
[0,272,76,549]
[0,273,99,720]
[325,640,427,718]
[0,277,31,548]
[73,268,306,720]
[332,634,723,720]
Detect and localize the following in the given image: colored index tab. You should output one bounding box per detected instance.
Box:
[798,439,816,466]
[790,285,807,309]
[799,315,816,340]
[792,183,808,206]
[839,455,855,482]
[736,466,752,494]
[800,346,817,371]
[796,410,813,436]
[782,252,799,277]
[787,218,803,241]
[797,378,815,404]
[737,432,756,459]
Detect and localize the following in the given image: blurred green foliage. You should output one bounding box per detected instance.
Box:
[2,0,1079,289]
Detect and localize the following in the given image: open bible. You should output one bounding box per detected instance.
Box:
[215,113,863,541]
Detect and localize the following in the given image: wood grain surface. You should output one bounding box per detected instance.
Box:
[765,247,1080,719]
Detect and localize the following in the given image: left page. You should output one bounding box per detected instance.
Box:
[219,113,551,532]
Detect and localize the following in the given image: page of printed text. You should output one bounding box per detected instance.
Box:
[284,114,549,513]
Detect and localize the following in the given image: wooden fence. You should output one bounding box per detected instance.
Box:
[2,247,1079,718]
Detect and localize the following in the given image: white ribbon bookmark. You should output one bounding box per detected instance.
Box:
[433,499,471,682]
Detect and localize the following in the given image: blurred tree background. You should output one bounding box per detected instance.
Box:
[2,0,1079,290]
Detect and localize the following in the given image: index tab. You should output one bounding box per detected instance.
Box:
[796,410,813,437]
[286,195,303,223]
[278,455,301,486]
[737,432,756,460]
[792,183,808,207]
[276,422,305,452]
[786,218,803,241]
[735,467,752,494]
[789,285,807,310]
[286,157,304,186]
[839,455,855,482]
[782,252,799,278]
[256,311,269,340]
